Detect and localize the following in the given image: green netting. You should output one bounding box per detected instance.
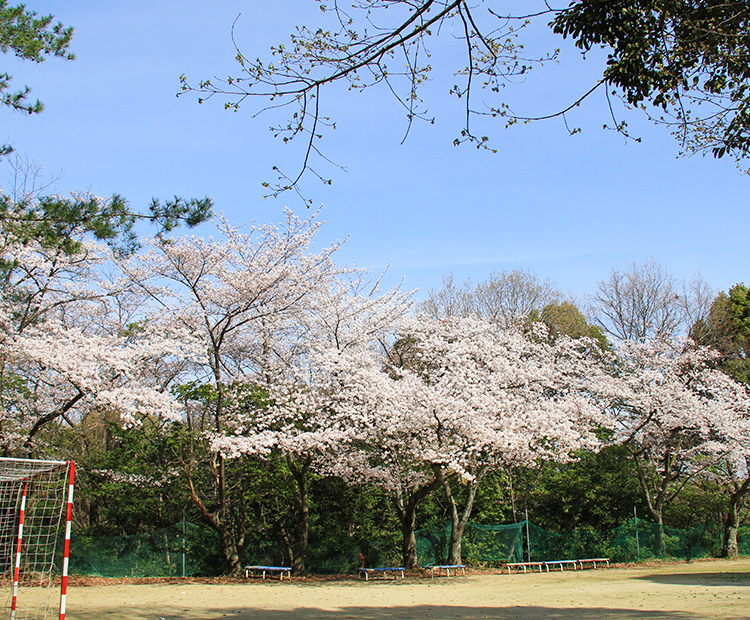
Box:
[416,522,524,566]
[68,519,748,576]
[739,525,750,556]
[304,535,401,574]
[69,522,221,577]
[523,518,718,563]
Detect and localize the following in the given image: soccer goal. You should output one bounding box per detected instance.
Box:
[0,459,75,620]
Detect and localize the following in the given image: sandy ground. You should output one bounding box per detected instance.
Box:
[62,558,750,620]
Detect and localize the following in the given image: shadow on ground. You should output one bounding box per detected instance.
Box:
[67,604,700,620]
[634,571,750,587]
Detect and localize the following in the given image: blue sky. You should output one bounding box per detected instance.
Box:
[3,1,748,303]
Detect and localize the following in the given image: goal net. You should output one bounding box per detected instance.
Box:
[0,459,74,620]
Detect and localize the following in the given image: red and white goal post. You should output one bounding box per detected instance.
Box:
[0,459,75,620]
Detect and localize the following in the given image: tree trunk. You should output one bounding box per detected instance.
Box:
[632,449,670,558]
[653,512,666,558]
[184,452,245,576]
[288,453,312,575]
[400,509,420,570]
[721,503,740,559]
[392,477,442,569]
[219,526,242,575]
[433,464,487,565]
[721,473,750,559]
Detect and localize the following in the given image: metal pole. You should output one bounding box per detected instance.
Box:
[11,481,28,620]
[525,508,531,562]
[634,506,640,562]
[182,515,186,578]
[60,461,76,620]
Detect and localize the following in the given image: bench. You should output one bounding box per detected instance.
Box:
[575,557,610,569]
[544,558,610,571]
[244,565,292,580]
[428,564,466,577]
[503,558,611,574]
[543,559,581,571]
[358,567,405,580]
[501,561,547,574]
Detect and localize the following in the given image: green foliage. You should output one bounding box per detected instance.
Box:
[0,193,135,254]
[149,196,214,240]
[306,477,401,573]
[469,470,527,525]
[57,421,199,537]
[0,0,74,153]
[0,1,73,66]
[664,474,728,531]
[553,0,750,167]
[0,192,213,256]
[528,446,645,533]
[693,282,750,383]
[537,301,610,350]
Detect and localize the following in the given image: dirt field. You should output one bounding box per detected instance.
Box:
[63,558,750,620]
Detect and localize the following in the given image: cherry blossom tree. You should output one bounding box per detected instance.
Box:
[210,266,414,573]
[705,385,750,558]
[117,209,412,575]
[0,204,195,455]
[595,339,750,557]
[9,319,199,449]
[312,315,608,568]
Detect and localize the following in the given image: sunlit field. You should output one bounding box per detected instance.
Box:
[63,558,750,620]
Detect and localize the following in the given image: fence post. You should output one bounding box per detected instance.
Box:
[181,516,186,577]
[634,506,640,562]
[525,509,531,562]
